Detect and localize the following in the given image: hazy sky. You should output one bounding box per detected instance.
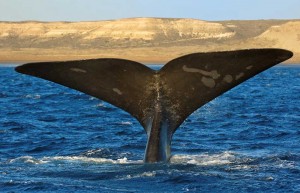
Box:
[0,0,299,21]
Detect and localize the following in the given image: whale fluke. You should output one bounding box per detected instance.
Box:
[15,49,293,163]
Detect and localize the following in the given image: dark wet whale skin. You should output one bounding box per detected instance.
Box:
[15,49,293,163]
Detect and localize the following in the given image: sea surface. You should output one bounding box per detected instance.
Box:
[0,65,299,192]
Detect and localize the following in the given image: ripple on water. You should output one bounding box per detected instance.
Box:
[1,66,300,192]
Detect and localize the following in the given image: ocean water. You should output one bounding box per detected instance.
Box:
[0,65,299,192]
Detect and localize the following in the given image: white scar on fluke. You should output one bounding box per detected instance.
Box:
[70,68,87,73]
[113,88,122,95]
[182,65,220,79]
[201,77,215,88]
[235,72,245,80]
[246,65,253,70]
[223,75,233,83]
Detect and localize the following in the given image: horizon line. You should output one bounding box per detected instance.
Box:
[1,17,300,23]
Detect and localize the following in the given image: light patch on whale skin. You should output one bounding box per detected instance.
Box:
[70,68,87,73]
[183,65,220,79]
[246,65,253,70]
[201,77,215,88]
[223,75,233,83]
[113,88,122,95]
[235,72,245,80]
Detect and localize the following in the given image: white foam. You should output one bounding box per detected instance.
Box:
[89,97,96,100]
[95,103,106,108]
[122,171,157,180]
[229,165,254,170]
[8,152,236,166]
[24,94,41,99]
[9,156,49,164]
[170,151,236,166]
[120,121,133,125]
[9,152,238,166]
[8,151,295,170]
[8,155,143,165]
[48,156,142,164]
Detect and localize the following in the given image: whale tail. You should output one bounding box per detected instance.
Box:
[15,49,293,162]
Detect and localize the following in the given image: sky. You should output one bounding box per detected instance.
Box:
[0,0,300,22]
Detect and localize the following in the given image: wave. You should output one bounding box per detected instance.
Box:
[120,171,157,180]
[6,151,298,170]
[7,151,239,166]
[170,151,239,165]
[8,155,143,165]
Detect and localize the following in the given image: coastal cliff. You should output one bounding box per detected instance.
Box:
[0,18,299,64]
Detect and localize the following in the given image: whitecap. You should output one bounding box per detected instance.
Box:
[24,94,41,99]
[120,121,133,125]
[170,151,236,166]
[95,103,106,107]
[8,155,143,165]
[46,156,143,164]
[9,156,49,164]
[122,171,157,180]
[89,97,96,100]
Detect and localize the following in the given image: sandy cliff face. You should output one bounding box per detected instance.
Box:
[0,18,234,40]
[84,18,235,40]
[0,18,299,63]
[0,18,235,48]
[258,21,300,50]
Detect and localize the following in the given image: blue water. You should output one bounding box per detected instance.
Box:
[0,65,299,192]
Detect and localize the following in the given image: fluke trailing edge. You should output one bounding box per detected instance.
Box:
[15,49,293,163]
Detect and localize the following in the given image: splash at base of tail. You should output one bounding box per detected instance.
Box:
[15,49,293,163]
